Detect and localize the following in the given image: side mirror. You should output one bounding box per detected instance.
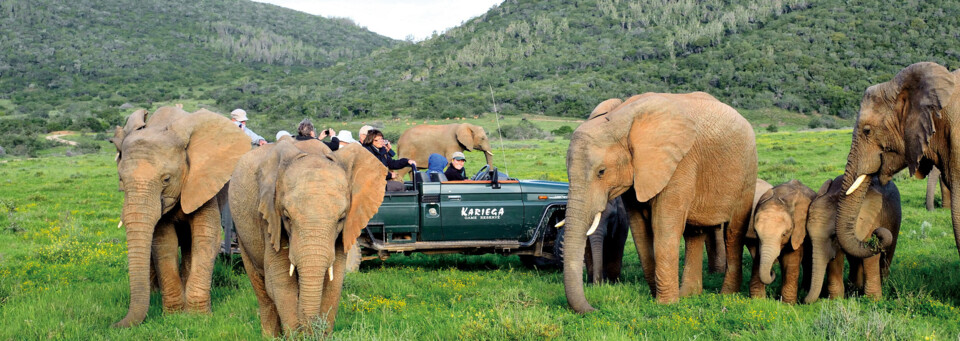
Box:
[490,167,500,189]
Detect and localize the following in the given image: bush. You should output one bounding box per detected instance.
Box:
[808,115,841,129]
[497,119,548,140]
[550,125,574,139]
[765,124,779,132]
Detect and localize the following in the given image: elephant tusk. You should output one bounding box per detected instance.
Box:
[117,220,123,229]
[485,150,494,156]
[289,264,295,277]
[586,212,603,236]
[845,174,868,195]
[554,219,565,228]
[328,265,334,281]
[115,153,120,161]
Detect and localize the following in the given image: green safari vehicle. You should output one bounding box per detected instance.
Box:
[350,165,568,269]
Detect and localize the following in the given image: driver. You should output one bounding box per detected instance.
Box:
[444,152,468,181]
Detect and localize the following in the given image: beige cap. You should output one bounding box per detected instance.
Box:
[230,109,248,121]
[358,125,374,136]
[451,151,466,161]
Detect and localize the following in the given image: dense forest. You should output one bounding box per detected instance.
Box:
[0,0,400,150]
[3,0,960,155]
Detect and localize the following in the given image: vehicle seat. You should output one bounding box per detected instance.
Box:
[428,171,448,182]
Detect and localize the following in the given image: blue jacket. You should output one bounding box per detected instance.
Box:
[427,153,447,174]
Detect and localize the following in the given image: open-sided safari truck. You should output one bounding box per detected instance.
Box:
[349,165,568,269]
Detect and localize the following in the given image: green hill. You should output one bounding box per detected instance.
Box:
[0,0,400,142]
[209,0,960,127]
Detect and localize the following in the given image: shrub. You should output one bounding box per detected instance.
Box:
[808,115,841,129]
[497,119,548,140]
[550,125,574,139]
[765,124,779,132]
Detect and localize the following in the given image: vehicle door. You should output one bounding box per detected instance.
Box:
[438,180,524,240]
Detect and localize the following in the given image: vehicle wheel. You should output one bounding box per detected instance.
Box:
[520,255,559,269]
[553,225,566,263]
[345,246,362,273]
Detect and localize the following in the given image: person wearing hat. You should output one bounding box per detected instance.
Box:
[230,109,267,146]
[360,125,395,158]
[275,130,292,141]
[336,130,358,147]
[444,151,468,181]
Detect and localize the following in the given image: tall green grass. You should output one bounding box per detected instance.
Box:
[0,129,957,339]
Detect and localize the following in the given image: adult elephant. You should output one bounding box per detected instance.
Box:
[926,166,951,211]
[395,123,494,178]
[805,175,900,303]
[111,106,250,327]
[564,92,757,311]
[837,62,957,260]
[229,139,386,336]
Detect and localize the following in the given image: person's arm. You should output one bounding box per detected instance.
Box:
[385,157,413,170]
[243,126,266,145]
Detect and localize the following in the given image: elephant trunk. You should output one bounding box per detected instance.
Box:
[587,233,604,284]
[483,149,494,167]
[562,194,597,313]
[804,237,832,304]
[113,185,162,328]
[837,172,881,258]
[758,243,779,285]
[295,228,333,328]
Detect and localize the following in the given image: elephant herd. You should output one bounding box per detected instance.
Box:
[105,61,960,335]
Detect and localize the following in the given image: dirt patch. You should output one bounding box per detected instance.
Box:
[45,131,78,146]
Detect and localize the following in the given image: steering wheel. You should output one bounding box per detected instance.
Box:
[472,164,491,181]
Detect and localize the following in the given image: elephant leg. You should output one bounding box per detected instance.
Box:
[318,243,348,334]
[184,199,221,313]
[176,222,193,289]
[826,252,845,299]
[779,246,801,304]
[152,219,185,312]
[679,227,704,297]
[862,254,882,300]
[942,180,951,208]
[747,243,765,298]
[625,202,656,297]
[651,196,690,304]
[721,201,750,295]
[705,224,726,273]
[239,243,281,337]
[265,243,300,332]
[927,168,940,211]
[602,221,628,283]
[848,256,865,290]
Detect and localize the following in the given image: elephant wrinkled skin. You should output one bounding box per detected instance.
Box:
[110,107,250,327]
[746,180,815,304]
[563,92,757,312]
[805,176,900,303]
[229,139,386,336]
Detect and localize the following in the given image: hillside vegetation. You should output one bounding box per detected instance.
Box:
[0,0,400,149]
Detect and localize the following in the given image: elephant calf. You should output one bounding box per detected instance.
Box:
[804,175,900,303]
[229,138,387,336]
[583,197,629,284]
[746,180,815,304]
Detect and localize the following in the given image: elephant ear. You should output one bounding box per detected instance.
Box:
[891,62,956,177]
[787,181,815,250]
[123,109,148,133]
[109,126,125,157]
[256,141,305,252]
[747,188,775,239]
[588,98,623,120]
[456,124,475,152]
[171,109,252,213]
[335,143,388,253]
[816,178,834,197]
[854,188,884,241]
[625,98,697,202]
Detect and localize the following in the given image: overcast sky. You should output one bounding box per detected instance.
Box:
[252,0,504,41]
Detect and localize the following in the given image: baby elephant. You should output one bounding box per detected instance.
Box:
[804,175,900,303]
[584,197,629,284]
[747,180,815,304]
[229,139,387,336]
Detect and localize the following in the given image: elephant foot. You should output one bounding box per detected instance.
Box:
[162,301,184,313]
[679,283,702,297]
[749,285,766,299]
[111,315,144,328]
[185,301,212,314]
[780,295,798,304]
[655,289,680,304]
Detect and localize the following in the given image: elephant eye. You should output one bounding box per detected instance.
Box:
[162,175,171,184]
[597,168,605,178]
[862,125,872,137]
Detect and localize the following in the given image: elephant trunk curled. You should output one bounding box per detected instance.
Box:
[113,184,163,328]
[562,194,597,313]
[758,243,779,285]
[837,170,882,258]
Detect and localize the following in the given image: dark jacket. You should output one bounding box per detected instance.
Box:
[364,143,409,180]
[296,135,340,151]
[444,165,467,181]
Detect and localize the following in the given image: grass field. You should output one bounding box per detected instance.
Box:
[1,126,959,340]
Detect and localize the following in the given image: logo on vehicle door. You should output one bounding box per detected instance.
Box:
[461,207,504,220]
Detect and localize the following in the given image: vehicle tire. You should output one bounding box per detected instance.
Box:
[345,246,362,273]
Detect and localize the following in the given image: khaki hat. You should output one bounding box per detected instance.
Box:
[451,151,466,161]
[230,109,248,121]
[358,125,374,136]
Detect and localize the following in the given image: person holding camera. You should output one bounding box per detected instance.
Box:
[295,118,340,151]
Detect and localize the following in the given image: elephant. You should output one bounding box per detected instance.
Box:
[805,175,900,303]
[229,138,387,336]
[563,92,757,311]
[583,197,629,284]
[395,123,494,179]
[836,62,952,262]
[110,106,250,327]
[746,180,815,304]
[926,166,951,211]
